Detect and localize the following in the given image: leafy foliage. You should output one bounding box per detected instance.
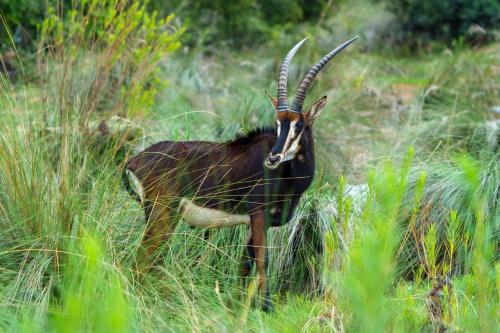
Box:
[0,0,49,48]
[38,0,183,126]
[379,0,500,44]
[148,0,329,48]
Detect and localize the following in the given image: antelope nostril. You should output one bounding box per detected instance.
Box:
[268,154,281,164]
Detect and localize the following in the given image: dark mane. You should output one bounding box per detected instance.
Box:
[227,126,276,146]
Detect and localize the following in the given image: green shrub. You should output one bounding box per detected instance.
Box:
[379,0,500,44]
[1,0,331,50]
[38,0,183,125]
[148,0,330,48]
[0,0,48,48]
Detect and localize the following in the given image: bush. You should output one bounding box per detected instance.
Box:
[148,0,329,48]
[38,0,182,125]
[0,0,47,48]
[379,0,500,44]
[1,0,330,50]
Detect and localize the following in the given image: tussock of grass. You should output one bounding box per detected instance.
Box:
[397,155,499,279]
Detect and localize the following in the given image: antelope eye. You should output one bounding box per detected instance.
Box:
[295,122,304,130]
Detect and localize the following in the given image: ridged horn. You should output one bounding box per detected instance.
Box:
[290,36,357,113]
[277,37,308,112]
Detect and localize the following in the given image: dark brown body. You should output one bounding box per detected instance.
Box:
[124,126,316,310]
[125,127,315,224]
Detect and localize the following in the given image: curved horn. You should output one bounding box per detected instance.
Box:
[277,37,308,112]
[290,36,358,113]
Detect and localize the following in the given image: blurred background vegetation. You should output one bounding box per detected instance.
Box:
[1,0,499,50]
[0,0,498,332]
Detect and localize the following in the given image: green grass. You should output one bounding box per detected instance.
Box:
[0,0,499,331]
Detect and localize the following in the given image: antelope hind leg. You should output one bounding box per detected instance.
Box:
[250,210,273,312]
[137,200,179,272]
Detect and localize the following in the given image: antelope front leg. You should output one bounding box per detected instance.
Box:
[250,210,272,311]
[241,230,254,282]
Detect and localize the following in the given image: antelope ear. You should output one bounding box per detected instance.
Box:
[265,90,279,111]
[305,96,327,125]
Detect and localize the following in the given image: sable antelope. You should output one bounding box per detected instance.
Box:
[123,36,357,310]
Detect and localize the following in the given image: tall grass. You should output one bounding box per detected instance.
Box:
[396,155,499,279]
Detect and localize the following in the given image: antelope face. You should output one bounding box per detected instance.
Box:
[262,36,356,170]
[266,112,304,169]
[265,96,327,169]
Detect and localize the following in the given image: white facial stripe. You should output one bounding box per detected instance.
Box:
[283,134,303,161]
[281,120,304,161]
[282,120,297,155]
[288,133,301,154]
[277,120,281,137]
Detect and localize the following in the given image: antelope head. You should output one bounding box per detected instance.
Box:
[265,37,357,169]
